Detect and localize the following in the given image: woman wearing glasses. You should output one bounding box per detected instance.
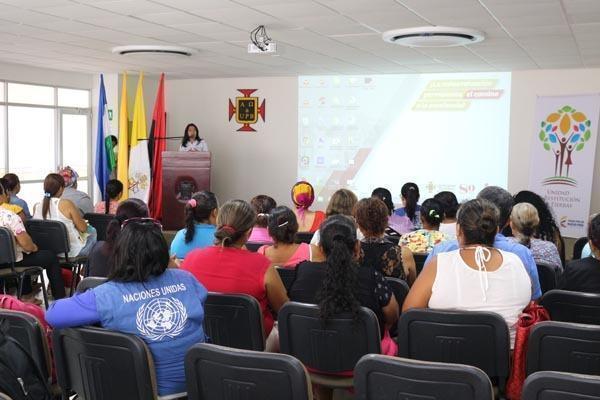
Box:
[47,217,208,397]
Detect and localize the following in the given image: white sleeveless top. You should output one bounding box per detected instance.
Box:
[429,248,531,347]
[33,198,84,258]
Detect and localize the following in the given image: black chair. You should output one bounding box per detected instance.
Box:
[526,321,600,376]
[0,227,49,308]
[354,355,494,400]
[540,289,600,325]
[83,213,114,242]
[203,293,265,351]
[276,267,297,293]
[572,237,588,260]
[245,242,263,252]
[185,343,312,400]
[25,219,87,294]
[413,252,428,275]
[522,371,600,400]
[384,235,400,245]
[294,232,314,244]
[398,309,510,394]
[536,262,560,294]
[278,302,380,390]
[75,277,107,293]
[53,326,169,400]
[385,277,409,309]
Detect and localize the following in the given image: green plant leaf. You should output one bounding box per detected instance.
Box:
[541,121,546,127]
[562,105,572,112]
[586,120,591,127]
[544,143,551,151]
[584,130,591,141]
[576,143,585,151]
[539,130,546,141]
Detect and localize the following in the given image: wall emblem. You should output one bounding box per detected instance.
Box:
[228,89,266,132]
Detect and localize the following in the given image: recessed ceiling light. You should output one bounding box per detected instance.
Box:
[382,26,485,47]
[111,45,197,56]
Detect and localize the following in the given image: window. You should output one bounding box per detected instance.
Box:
[0,105,5,177]
[58,88,89,108]
[7,83,54,105]
[61,113,88,176]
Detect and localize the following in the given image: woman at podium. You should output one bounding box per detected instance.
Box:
[179,123,208,152]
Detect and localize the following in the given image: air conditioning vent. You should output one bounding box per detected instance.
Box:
[382,26,485,47]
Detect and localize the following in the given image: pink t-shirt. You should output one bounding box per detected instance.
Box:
[248,226,272,244]
[94,200,119,215]
[257,242,311,269]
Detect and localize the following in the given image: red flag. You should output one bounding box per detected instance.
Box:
[149,73,166,220]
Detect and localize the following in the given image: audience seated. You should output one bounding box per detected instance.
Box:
[87,199,148,277]
[257,206,313,268]
[403,199,531,346]
[169,191,218,260]
[559,213,600,293]
[400,198,450,253]
[0,180,65,301]
[0,178,26,222]
[32,173,97,258]
[428,186,542,300]
[2,173,31,218]
[181,199,288,335]
[247,194,276,244]
[57,166,93,216]
[311,188,359,245]
[354,197,415,283]
[434,190,459,236]
[46,218,207,396]
[389,182,421,234]
[93,179,123,215]
[291,181,325,233]
[509,202,562,270]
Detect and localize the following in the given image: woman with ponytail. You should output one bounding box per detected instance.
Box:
[509,202,562,271]
[32,173,96,257]
[170,191,218,259]
[400,198,451,253]
[389,182,421,234]
[93,179,123,215]
[248,195,276,244]
[181,200,288,335]
[291,181,325,233]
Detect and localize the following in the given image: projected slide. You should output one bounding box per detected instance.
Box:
[298,72,512,207]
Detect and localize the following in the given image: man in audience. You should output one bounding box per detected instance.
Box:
[427,186,542,299]
[57,166,93,216]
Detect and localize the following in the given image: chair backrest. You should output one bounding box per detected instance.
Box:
[245,242,263,252]
[76,277,108,293]
[384,235,400,245]
[53,326,158,400]
[398,309,510,388]
[540,289,600,325]
[294,232,314,244]
[522,371,600,400]
[354,355,494,400]
[276,267,297,293]
[0,227,16,266]
[413,252,428,275]
[278,302,381,374]
[384,277,409,309]
[185,343,312,400]
[203,293,265,351]
[0,309,51,381]
[25,219,70,258]
[83,213,115,242]
[572,237,588,260]
[537,262,559,294]
[526,321,600,376]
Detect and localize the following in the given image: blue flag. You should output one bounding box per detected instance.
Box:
[94,74,110,200]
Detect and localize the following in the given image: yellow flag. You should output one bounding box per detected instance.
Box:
[128,72,151,202]
[117,72,129,200]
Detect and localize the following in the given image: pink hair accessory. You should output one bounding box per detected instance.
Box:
[187,198,197,208]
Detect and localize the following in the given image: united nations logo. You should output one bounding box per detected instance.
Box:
[136,298,188,341]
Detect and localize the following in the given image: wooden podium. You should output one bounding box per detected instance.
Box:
[161,151,211,231]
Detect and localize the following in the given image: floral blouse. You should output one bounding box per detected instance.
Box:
[400,229,450,254]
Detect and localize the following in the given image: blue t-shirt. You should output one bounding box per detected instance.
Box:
[426,233,542,300]
[9,194,31,219]
[170,224,215,259]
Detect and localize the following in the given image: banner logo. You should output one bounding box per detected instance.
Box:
[228,89,266,132]
[538,105,593,186]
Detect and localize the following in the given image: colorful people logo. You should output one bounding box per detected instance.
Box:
[538,105,592,186]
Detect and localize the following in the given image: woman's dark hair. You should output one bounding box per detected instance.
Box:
[354,197,388,237]
[317,214,361,322]
[588,214,600,250]
[401,182,420,222]
[105,199,149,249]
[251,195,277,228]
[104,179,124,215]
[0,179,6,199]
[434,191,459,219]
[457,199,499,247]
[326,189,357,218]
[42,173,65,220]
[420,198,443,229]
[214,200,256,247]
[181,123,201,147]
[108,220,169,282]
[2,173,19,192]
[371,187,394,216]
[268,206,298,244]
[184,191,218,243]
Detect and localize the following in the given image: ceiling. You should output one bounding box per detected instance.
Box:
[0,0,598,78]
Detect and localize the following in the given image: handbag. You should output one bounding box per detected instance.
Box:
[506,301,550,400]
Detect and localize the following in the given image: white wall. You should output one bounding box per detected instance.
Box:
[0,61,93,89]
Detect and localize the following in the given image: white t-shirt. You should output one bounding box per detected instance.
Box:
[179,139,208,152]
[33,198,84,258]
[0,207,26,262]
[429,248,531,347]
[439,222,457,237]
